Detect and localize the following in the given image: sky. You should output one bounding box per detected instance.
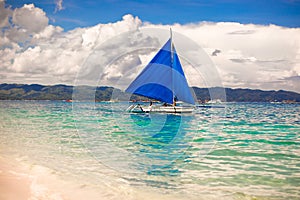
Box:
[5,0,300,30]
[1,0,300,93]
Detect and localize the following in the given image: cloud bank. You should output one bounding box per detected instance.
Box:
[0,2,299,93]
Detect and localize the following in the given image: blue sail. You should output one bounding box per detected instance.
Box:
[125,38,195,105]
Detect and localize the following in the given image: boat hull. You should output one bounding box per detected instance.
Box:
[126,105,194,113]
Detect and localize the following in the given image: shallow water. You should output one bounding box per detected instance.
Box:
[0,101,299,199]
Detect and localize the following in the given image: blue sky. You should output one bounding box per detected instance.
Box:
[1,0,300,92]
[5,0,300,30]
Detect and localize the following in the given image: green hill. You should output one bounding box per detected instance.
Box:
[0,83,299,102]
[192,87,300,103]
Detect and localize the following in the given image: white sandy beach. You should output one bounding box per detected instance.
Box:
[0,155,100,200]
[0,155,31,200]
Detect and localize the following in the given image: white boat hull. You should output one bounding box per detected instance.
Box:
[126,104,194,113]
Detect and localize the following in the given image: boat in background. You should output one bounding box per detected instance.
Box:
[206,99,223,104]
[125,29,195,113]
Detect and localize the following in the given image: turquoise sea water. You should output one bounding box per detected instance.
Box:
[0,101,299,199]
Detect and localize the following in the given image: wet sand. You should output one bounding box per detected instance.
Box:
[0,156,31,200]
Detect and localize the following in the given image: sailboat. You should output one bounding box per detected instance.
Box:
[125,29,195,113]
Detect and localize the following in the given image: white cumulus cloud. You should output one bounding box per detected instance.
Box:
[163,22,300,92]
[0,0,11,28]
[12,4,49,33]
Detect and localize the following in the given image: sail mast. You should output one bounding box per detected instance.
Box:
[170,28,175,105]
[170,28,173,62]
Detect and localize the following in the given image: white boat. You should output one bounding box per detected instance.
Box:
[125,29,195,113]
[206,99,223,104]
[126,103,195,113]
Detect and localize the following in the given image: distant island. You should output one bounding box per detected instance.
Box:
[0,83,299,103]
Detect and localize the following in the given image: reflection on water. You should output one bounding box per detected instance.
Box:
[130,114,152,127]
[132,114,184,176]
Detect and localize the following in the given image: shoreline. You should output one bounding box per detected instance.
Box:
[1,100,298,200]
[0,154,194,200]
